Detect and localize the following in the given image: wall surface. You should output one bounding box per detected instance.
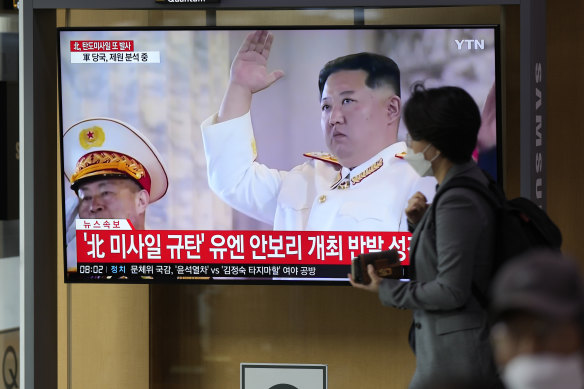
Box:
[48,2,584,389]
[55,10,151,389]
[546,0,584,262]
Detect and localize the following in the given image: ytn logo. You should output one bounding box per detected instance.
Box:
[455,39,485,50]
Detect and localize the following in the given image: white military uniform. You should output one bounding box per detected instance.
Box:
[201,112,436,231]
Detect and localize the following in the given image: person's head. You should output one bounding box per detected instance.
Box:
[63,117,168,229]
[489,250,584,388]
[77,177,149,229]
[318,53,401,100]
[403,83,481,167]
[318,53,401,168]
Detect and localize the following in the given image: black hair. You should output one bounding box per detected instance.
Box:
[403,83,481,164]
[318,52,401,99]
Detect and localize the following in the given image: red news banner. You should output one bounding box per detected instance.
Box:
[76,219,411,266]
[69,40,160,64]
[74,219,410,281]
[70,40,134,52]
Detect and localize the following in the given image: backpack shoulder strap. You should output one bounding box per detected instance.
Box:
[433,171,503,209]
[429,170,502,310]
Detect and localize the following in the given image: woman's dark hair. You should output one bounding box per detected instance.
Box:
[403,83,481,164]
[318,52,400,99]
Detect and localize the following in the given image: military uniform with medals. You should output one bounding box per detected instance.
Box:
[201,111,436,231]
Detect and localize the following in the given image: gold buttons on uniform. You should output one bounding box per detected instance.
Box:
[319,195,327,203]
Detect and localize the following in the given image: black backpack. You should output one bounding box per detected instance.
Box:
[433,170,563,307]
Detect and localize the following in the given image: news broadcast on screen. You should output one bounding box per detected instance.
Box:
[58,26,500,284]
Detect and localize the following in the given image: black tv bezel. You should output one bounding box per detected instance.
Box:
[57,24,502,285]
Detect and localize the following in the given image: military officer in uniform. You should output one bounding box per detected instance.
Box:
[201,30,435,231]
[63,117,169,271]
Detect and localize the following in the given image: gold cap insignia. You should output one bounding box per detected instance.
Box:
[79,126,106,150]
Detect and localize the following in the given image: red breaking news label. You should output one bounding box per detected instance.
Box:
[70,40,134,52]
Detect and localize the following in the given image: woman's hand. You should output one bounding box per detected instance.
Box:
[406,191,429,225]
[348,264,382,293]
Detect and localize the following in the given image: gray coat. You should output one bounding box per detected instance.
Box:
[378,161,500,388]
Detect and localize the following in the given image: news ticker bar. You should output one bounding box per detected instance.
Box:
[69,263,352,282]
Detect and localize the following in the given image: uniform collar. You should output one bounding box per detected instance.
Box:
[332,142,406,189]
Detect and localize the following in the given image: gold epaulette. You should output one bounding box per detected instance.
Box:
[394,151,407,159]
[303,152,341,167]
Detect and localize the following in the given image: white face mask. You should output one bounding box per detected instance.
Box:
[502,353,584,389]
[404,143,439,177]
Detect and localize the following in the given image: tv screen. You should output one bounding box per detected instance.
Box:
[59,26,500,284]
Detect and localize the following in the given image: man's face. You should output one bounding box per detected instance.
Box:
[320,69,400,168]
[77,178,148,226]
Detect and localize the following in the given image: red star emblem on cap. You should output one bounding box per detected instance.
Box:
[86,131,94,140]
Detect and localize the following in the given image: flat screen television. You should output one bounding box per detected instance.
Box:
[58,26,500,284]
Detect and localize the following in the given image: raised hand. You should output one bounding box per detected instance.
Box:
[218,30,285,123]
[230,30,285,93]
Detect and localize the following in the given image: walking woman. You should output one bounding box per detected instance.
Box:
[349,84,502,389]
